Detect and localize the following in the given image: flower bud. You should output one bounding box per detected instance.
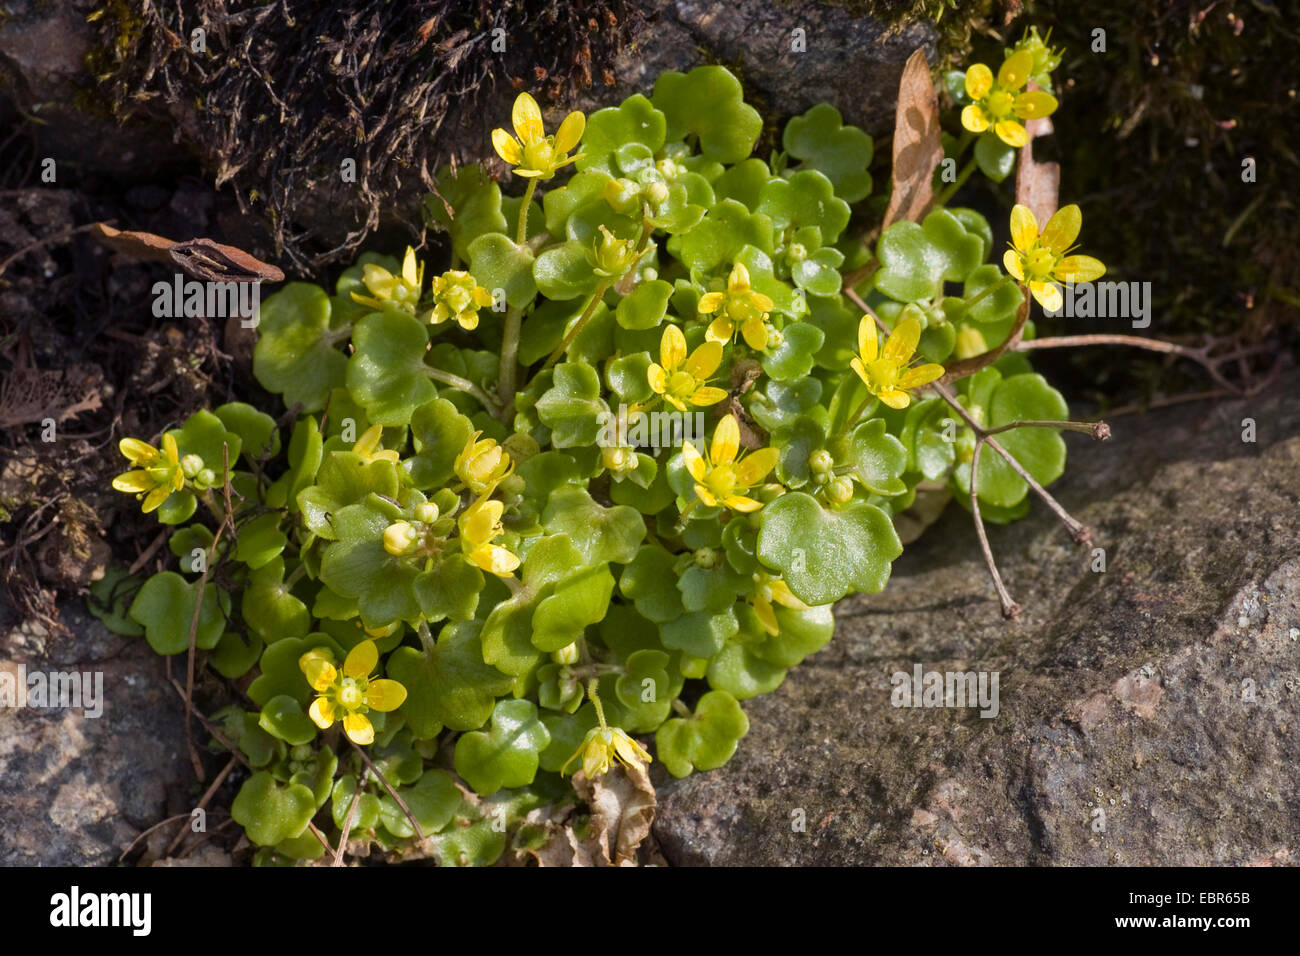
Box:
[693,547,718,569]
[180,454,204,479]
[414,501,440,524]
[603,178,642,215]
[383,521,419,556]
[552,642,580,666]
[645,181,670,206]
[826,476,854,505]
[809,449,835,475]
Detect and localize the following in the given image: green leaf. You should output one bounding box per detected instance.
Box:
[379,769,462,838]
[425,164,509,262]
[782,103,874,202]
[660,606,737,658]
[672,199,774,273]
[619,544,685,622]
[296,450,400,540]
[234,512,288,570]
[210,630,263,679]
[534,239,601,301]
[712,158,772,212]
[615,278,673,330]
[406,398,475,490]
[655,690,749,778]
[652,66,762,164]
[758,169,850,246]
[453,699,550,796]
[535,361,610,448]
[241,556,311,643]
[258,695,317,746]
[763,321,825,381]
[875,209,985,302]
[577,94,668,173]
[791,247,845,297]
[231,771,317,846]
[215,402,280,465]
[974,134,1016,183]
[387,621,514,739]
[843,418,908,496]
[467,234,537,310]
[128,571,226,655]
[253,283,347,413]
[540,486,644,565]
[86,565,145,637]
[346,310,435,426]
[756,492,902,605]
[531,563,615,652]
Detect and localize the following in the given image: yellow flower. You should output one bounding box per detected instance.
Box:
[1003,203,1106,311]
[750,572,809,637]
[697,263,776,350]
[351,247,424,314]
[458,495,521,576]
[454,431,513,496]
[111,433,185,513]
[491,92,584,180]
[681,414,779,513]
[960,50,1058,148]
[593,224,640,277]
[564,725,653,779]
[850,316,944,410]
[430,270,494,331]
[647,325,728,412]
[353,424,400,464]
[300,640,407,746]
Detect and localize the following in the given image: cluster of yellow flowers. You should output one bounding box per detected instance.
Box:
[959,49,1057,148]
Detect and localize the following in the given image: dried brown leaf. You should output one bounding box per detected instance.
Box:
[90,223,284,283]
[571,762,657,866]
[882,48,943,230]
[0,364,103,430]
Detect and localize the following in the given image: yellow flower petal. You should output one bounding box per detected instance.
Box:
[354,424,384,459]
[681,441,707,482]
[1014,90,1058,120]
[857,316,878,363]
[849,356,871,388]
[660,324,687,371]
[994,120,1029,148]
[1009,204,1039,253]
[492,129,523,165]
[512,92,544,145]
[471,544,521,576]
[882,317,921,366]
[960,104,990,134]
[734,447,778,486]
[753,596,779,636]
[740,316,769,351]
[112,470,154,493]
[689,386,728,407]
[364,679,408,712]
[711,415,740,465]
[343,639,378,680]
[1040,204,1082,254]
[1056,254,1106,283]
[1029,280,1063,312]
[301,653,338,692]
[696,292,725,314]
[705,316,733,344]
[343,712,375,746]
[309,697,336,729]
[694,483,719,507]
[898,363,945,389]
[685,340,723,379]
[877,388,912,410]
[119,437,157,464]
[728,262,751,292]
[553,110,585,154]
[965,63,993,100]
[722,494,763,513]
[997,49,1034,90]
[161,432,180,463]
[769,579,807,610]
[142,484,172,513]
[1003,249,1026,280]
[647,363,668,395]
[611,730,651,768]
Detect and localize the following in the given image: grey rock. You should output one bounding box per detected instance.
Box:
[654,371,1300,866]
[0,603,192,866]
[580,0,935,134]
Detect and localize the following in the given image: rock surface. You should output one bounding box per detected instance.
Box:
[654,370,1300,866]
[0,603,192,866]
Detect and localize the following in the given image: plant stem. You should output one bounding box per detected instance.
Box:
[933,154,978,207]
[496,306,523,413]
[543,278,611,370]
[516,179,537,245]
[425,365,499,413]
[968,439,1021,619]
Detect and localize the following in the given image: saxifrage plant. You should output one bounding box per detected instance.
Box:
[100,29,1117,865]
